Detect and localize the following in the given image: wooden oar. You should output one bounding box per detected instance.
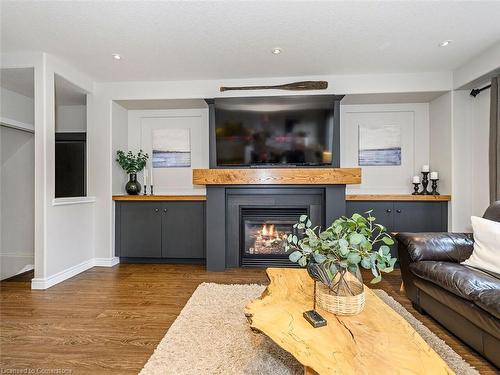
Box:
[220,80,328,92]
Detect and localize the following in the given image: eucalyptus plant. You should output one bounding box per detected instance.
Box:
[286,211,396,284]
[116,150,149,174]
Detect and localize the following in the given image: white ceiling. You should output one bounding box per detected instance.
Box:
[0,68,34,98]
[2,1,500,82]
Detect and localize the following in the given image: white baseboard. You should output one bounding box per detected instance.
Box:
[94,257,120,267]
[31,258,95,289]
[31,257,120,290]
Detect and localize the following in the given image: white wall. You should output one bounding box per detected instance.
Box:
[430,92,452,195]
[0,87,34,129]
[112,102,129,195]
[470,87,491,218]
[55,105,86,132]
[0,126,34,279]
[454,42,500,89]
[450,89,490,232]
[127,109,209,195]
[341,103,429,194]
[37,54,96,287]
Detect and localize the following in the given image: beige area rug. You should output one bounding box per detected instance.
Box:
[139,283,479,375]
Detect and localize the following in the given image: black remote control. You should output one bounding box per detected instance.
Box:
[303,310,327,328]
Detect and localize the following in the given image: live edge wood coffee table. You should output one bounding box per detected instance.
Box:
[245,268,454,375]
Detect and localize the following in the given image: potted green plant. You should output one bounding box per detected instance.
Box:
[116,150,149,195]
[286,211,396,315]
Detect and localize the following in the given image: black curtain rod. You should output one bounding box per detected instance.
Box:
[470,84,491,97]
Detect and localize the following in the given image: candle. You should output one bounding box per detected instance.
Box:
[144,169,149,185]
[150,166,154,186]
[412,176,420,184]
[422,165,430,172]
[430,171,439,180]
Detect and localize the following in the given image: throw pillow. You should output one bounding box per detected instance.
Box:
[462,216,500,274]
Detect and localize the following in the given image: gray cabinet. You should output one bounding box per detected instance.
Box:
[392,202,445,232]
[115,201,205,261]
[163,202,205,259]
[120,202,163,258]
[346,200,448,258]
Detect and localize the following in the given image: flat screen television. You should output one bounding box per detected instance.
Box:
[213,95,340,167]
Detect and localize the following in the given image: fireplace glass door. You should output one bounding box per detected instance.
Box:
[240,207,307,261]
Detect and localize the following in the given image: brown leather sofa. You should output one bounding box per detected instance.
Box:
[396,202,500,368]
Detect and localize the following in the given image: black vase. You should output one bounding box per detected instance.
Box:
[125,173,141,195]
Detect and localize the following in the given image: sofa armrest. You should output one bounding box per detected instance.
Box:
[396,233,474,263]
[395,232,474,304]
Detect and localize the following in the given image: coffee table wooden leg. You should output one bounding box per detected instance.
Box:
[304,366,318,375]
[400,281,405,293]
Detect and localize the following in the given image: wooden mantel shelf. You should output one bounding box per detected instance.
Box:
[346,194,451,201]
[192,168,361,185]
[112,195,207,201]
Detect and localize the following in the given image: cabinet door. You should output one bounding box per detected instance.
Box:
[162,202,205,259]
[393,202,443,232]
[120,202,162,257]
[346,201,394,231]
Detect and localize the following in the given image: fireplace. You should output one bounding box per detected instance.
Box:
[240,207,308,267]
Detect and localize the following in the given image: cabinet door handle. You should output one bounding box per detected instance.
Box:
[396,209,402,213]
[386,209,392,213]
[154,208,159,212]
[163,208,168,213]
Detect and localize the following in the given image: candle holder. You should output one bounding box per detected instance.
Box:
[150,185,154,195]
[143,185,147,195]
[420,172,431,195]
[431,179,440,195]
[412,183,420,195]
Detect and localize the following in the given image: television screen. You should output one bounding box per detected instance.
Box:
[214,96,336,166]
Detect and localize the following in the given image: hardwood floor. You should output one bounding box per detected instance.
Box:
[0,265,497,374]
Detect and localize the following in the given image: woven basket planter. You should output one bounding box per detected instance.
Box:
[315,278,366,316]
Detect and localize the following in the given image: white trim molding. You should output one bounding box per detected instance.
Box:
[31,257,120,289]
[52,196,96,206]
[94,257,120,267]
[0,117,35,132]
[31,258,95,289]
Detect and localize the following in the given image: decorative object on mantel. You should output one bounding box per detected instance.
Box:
[219,80,328,92]
[430,171,440,195]
[420,165,431,195]
[286,212,396,318]
[412,175,420,195]
[143,169,148,195]
[116,150,149,195]
[412,166,440,195]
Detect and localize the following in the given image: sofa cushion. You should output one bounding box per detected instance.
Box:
[475,289,500,320]
[462,216,500,275]
[414,278,500,338]
[410,261,500,317]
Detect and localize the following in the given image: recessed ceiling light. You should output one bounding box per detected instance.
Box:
[272,48,282,55]
[439,40,452,47]
[112,53,122,60]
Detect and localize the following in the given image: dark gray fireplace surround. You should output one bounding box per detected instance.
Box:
[206,185,345,271]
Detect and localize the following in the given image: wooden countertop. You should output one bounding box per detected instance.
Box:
[113,194,450,202]
[112,195,207,201]
[192,168,361,185]
[345,194,451,201]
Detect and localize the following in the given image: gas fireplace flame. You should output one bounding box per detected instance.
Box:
[261,224,275,237]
